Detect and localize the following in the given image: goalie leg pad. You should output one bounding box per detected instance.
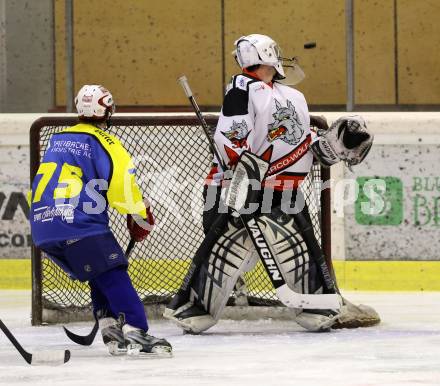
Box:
[193,219,255,321]
[171,305,217,334]
[164,211,231,320]
[291,210,337,293]
[257,207,325,296]
[257,207,343,329]
[174,218,255,333]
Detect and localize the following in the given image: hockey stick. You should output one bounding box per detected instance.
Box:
[63,237,136,345]
[178,76,340,310]
[63,318,98,346]
[0,318,70,365]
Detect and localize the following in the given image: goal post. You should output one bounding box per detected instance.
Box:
[29,115,331,326]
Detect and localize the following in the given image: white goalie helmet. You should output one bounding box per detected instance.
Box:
[233,34,305,85]
[234,34,285,79]
[75,85,115,120]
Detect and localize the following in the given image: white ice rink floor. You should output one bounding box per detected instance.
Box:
[0,291,439,386]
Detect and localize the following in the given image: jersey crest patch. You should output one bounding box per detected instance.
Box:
[222,119,250,148]
[267,99,304,145]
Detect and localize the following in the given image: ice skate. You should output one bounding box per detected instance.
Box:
[122,325,172,358]
[99,317,127,356]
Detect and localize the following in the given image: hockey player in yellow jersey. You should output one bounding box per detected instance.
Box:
[30,85,172,357]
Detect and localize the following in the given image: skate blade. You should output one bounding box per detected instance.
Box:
[126,344,173,358]
[106,342,127,356]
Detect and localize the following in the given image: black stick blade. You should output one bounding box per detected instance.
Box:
[62,240,133,347]
[63,320,99,346]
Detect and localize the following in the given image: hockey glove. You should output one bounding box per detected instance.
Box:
[127,199,155,242]
[224,151,269,213]
[310,115,373,168]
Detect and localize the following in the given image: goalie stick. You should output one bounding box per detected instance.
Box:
[0,318,70,365]
[177,75,340,310]
[63,238,136,346]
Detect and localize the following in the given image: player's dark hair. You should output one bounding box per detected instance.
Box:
[245,64,260,72]
[78,109,112,128]
[78,116,105,124]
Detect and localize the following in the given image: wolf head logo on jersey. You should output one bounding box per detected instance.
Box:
[267,99,303,145]
[222,119,250,148]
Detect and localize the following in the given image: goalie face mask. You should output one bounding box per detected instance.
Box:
[278,57,306,85]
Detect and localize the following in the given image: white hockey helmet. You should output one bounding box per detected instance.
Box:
[234,34,285,79]
[75,85,115,120]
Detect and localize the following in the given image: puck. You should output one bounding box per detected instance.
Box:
[304,42,317,49]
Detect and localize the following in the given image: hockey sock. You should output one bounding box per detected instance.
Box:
[89,267,148,331]
[90,283,116,319]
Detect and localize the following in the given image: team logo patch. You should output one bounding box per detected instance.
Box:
[66,238,81,246]
[267,99,304,145]
[222,120,250,148]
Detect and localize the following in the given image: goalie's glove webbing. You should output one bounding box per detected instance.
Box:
[310,115,373,168]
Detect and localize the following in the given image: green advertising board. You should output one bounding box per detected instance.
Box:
[345,144,440,260]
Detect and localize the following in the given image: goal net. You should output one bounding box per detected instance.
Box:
[30,115,330,325]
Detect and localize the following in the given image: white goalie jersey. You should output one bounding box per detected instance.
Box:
[207,73,313,190]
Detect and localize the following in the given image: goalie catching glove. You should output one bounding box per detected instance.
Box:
[127,198,155,242]
[310,115,373,168]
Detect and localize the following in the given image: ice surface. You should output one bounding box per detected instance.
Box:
[0,290,439,386]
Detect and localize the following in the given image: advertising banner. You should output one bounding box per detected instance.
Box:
[0,144,30,258]
[345,142,440,260]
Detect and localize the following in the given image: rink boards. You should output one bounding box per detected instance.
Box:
[1,258,439,291]
[1,113,440,293]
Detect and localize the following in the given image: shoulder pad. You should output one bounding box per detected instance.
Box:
[222,75,251,117]
[232,74,258,91]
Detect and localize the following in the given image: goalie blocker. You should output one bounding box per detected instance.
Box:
[164,151,342,333]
